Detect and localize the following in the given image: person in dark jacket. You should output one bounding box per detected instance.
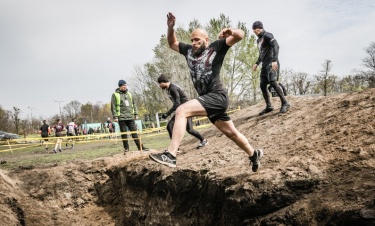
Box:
[252,21,289,115]
[39,120,51,151]
[111,79,149,153]
[157,74,208,149]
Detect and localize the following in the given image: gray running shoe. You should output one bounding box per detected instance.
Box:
[280,103,290,113]
[197,139,209,149]
[149,151,176,168]
[249,149,264,172]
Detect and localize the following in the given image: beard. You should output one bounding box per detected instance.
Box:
[192,43,206,57]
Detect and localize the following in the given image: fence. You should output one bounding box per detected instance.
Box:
[0,107,240,153]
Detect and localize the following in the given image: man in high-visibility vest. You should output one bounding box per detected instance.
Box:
[111,79,149,153]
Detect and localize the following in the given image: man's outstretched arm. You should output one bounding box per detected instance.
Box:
[167,12,179,52]
[219,28,244,46]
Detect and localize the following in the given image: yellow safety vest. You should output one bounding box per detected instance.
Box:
[114,92,134,117]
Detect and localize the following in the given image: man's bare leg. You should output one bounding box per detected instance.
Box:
[167,99,207,156]
[214,120,263,172]
[214,120,255,156]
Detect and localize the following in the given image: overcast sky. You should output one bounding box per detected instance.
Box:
[1,0,374,119]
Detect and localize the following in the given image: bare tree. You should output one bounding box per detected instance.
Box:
[362,42,375,71]
[361,42,375,87]
[284,69,297,96]
[315,60,336,96]
[10,107,21,134]
[63,100,81,120]
[0,106,12,132]
[291,72,311,95]
[81,102,93,123]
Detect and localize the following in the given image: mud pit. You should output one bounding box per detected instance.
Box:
[1,89,375,225]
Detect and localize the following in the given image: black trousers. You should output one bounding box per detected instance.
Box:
[118,120,143,150]
[167,115,204,142]
[260,63,287,105]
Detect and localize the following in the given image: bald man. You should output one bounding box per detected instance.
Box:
[149,12,263,172]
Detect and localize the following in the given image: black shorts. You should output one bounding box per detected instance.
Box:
[260,63,279,84]
[56,133,63,137]
[196,92,230,124]
[41,135,49,141]
[67,132,76,137]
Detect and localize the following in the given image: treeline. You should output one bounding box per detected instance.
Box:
[0,101,111,135]
[1,14,374,135]
[128,15,375,122]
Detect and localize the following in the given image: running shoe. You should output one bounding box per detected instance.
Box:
[249,149,264,172]
[280,103,290,113]
[197,139,209,149]
[149,151,176,168]
[259,106,274,116]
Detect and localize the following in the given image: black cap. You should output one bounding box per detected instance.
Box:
[252,21,263,29]
[118,79,126,87]
[157,74,169,83]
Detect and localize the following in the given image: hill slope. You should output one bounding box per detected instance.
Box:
[1,89,374,225]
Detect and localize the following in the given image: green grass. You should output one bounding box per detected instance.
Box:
[0,131,173,170]
[0,112,224,171]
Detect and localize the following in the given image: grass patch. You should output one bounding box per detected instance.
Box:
[0,131,174,170]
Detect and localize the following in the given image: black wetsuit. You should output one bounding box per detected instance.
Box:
[165,83,204,142]
[255,30,287,106]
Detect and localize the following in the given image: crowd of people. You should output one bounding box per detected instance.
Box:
[38,117,122,153]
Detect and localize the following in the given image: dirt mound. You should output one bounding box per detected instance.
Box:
[1,89,374,225]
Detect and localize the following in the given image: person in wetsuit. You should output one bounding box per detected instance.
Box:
[268,82,287,97]
[157,74,208,149]
[252,21,290,115]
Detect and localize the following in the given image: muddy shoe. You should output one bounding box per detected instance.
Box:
[280,103,290,113]
[149,151,176,168]
[249,149,264,172]
[259,106,274,116]
[197,139,208,149]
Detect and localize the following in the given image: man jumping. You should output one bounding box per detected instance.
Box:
[149,12,263,172]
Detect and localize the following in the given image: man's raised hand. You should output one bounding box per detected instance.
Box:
[167,12,175,28]
[219,28,232,39]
